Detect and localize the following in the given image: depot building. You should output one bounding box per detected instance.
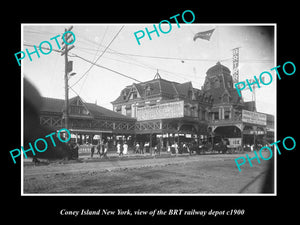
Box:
[111,62,274,149]
[39,62,274,150]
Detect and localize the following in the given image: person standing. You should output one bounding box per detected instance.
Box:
[174,142,179,156]
[144,141,149,154]
[119,142,124,156]
[96,142,101,157]
[186,143,191,156]
[73,142,79,159]
[91,145,95,158]
[103,141,108,158]
[123,142,128,155]
[157,141,161,156]
[67,142,73,160]
[140,142,144,154]
[117,142,121,155]
[135,142,140,154]
[167,141,171,153]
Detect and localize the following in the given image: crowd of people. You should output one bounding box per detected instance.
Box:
[66,138,271,160]
[87,139,197,158]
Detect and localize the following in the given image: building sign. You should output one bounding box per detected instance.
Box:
[232,47,239,83]
[227,138,242,148]
[136,101,184,121]
[242,110,267,126]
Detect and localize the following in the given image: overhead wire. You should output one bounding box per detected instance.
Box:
[24,34,273,93]
[70,41,274,64]
[69,53,141,83]
[73,46,203,86]
[70,31,273,90]
[78,26,109,94]
[22,42,142,83]
[73,37,207,85]
[70,25,125,88]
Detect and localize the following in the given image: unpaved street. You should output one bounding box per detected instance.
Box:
[23,152,272,194]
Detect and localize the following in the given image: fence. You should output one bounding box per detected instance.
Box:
[79,145,94,153]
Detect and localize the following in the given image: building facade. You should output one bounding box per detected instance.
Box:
[111,62,274,149]
[111,71,214,145]
[203,62,274,147]
[39,62,274,150]
[39,95,136,145]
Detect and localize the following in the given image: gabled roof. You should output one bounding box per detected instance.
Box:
[40,96,136,121]
[174,81,193,97]
[111,77,201,104]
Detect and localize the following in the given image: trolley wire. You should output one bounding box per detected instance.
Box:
[70,25,125,88]
[22,43,142,83]
[69,53,141,83]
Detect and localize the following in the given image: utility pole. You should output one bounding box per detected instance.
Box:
[61,26,75,130]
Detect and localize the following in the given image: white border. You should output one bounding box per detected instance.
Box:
[21,23,277,196]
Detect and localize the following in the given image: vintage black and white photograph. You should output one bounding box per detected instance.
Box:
[21,24,276,195]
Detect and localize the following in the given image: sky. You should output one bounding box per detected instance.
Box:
[22,24,276,115]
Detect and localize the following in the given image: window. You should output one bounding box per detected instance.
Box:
[126,108,132,117]
[202,110,206,120]
[129,91,137,99]
[224,110,230,120]
[184,105,190,116]
[191,106,198,117]
[121,90,127,100]
[214,112,219,120]
[145,85,152,97]
[125,105,132,117]
[132,92,137,99]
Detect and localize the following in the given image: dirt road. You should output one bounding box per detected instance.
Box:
[23,152,273,194]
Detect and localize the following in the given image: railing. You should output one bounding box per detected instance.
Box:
[78,145,94,153]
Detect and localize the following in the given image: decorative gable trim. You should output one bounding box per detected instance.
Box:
[69,96,91,116]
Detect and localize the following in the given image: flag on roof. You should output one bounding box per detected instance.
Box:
[193,29,215,41]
